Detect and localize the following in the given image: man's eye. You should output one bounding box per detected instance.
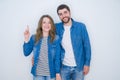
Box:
[64,11,67,14]
[58,13,62,16]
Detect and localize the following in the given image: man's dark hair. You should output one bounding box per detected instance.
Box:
[57,4,70,14]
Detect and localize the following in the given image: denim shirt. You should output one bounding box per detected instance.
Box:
[55,19,91,71]
[23,35,60,78]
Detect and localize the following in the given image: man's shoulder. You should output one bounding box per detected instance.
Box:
[72,20,87,31]
[55,22,63,31]
[73,20,86,27]
[55,22,63,26]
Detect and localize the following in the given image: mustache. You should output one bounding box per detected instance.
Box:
[63,17,69,19]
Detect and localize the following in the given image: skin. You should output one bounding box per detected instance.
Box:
[42,17,51,37]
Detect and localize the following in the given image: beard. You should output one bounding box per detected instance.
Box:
[61,17,71,24]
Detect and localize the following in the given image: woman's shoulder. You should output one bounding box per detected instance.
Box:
[55,35,59,40]
[52,35,60,44]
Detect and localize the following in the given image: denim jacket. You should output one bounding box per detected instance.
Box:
[23,35,60,78]
[55,19,91,71]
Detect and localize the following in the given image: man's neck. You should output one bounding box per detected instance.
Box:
[64,19,72,26]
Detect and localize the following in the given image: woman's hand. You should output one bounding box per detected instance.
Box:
[56,74,61,80]
[24,25,30,43]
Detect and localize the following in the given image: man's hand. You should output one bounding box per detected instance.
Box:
[83,66,90,75]
[31,56,34,66]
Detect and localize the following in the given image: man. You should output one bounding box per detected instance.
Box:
[55,4,91,80]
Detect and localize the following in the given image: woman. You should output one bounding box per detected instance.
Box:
[23,15,61,80]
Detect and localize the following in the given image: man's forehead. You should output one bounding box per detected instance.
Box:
[58,8,68,13]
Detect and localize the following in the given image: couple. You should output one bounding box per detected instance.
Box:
[23,4,91,80]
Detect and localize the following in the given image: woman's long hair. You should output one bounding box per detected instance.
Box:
[35,15,56,43]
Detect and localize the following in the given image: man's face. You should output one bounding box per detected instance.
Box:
[58,8,71,23]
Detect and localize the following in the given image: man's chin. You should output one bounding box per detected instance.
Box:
[62,20,69,24]
[62,18,70,24]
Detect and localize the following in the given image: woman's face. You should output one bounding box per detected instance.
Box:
[42,17,51,32]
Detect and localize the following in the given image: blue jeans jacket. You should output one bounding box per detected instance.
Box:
[55,19,91,71]
[23,35,60,78]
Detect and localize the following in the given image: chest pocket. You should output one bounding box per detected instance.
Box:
[33,42,41,57]
[50,44,57,59]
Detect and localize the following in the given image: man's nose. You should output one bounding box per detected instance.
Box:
[62,14,66,18]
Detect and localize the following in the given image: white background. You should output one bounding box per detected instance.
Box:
[0,0,120,80]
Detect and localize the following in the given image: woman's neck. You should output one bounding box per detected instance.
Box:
[43,31,49,37]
